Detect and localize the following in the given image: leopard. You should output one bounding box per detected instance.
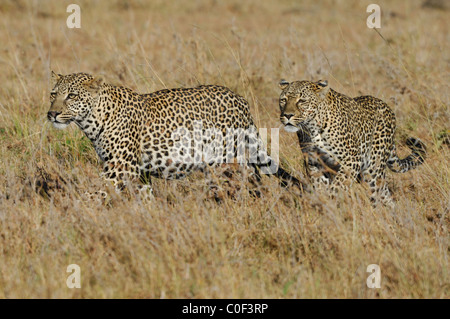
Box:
[47,71,302,199]
[277,79,426,207]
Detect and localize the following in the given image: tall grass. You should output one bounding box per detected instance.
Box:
[0,0,448,298]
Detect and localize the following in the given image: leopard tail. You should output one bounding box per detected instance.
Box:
[387,137,426,173]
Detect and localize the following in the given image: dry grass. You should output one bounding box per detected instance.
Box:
[0,0,448,298]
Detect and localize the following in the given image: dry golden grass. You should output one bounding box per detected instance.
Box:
[0,0,448,298]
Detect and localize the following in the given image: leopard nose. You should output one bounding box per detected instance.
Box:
[283,113,293,120]
[47,111,60,119]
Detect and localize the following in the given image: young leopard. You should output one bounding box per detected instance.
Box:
[278,79,426,206]
[47,72,302,198]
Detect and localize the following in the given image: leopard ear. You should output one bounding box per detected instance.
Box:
[316,79,330,100]
[84,76,104,94]
[279,79,289,90]
[51,70,61,87]
[317,80,328,87]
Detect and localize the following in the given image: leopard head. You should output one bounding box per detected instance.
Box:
[47,71,104,129]
[278,79,329,132]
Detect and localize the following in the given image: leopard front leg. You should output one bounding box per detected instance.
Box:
[304,153,334,191]
[100,159,154,201]
[330,162,361,194]
[307,163,332,190]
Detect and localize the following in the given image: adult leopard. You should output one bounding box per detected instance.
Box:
[47,72,302,198]
[278,79,426,206]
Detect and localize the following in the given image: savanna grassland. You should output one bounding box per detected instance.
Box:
[0,0,448,298]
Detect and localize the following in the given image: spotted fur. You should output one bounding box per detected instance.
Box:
[47,72,301,198]
[278,79,426,206]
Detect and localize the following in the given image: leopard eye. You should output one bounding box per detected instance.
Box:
[297,98,307,105]
[50,92,56,99]
[67,93,78,100]
[280,98,287,105]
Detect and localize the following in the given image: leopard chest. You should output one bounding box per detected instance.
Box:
[302,131,341,173]
[308,134,340,168]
